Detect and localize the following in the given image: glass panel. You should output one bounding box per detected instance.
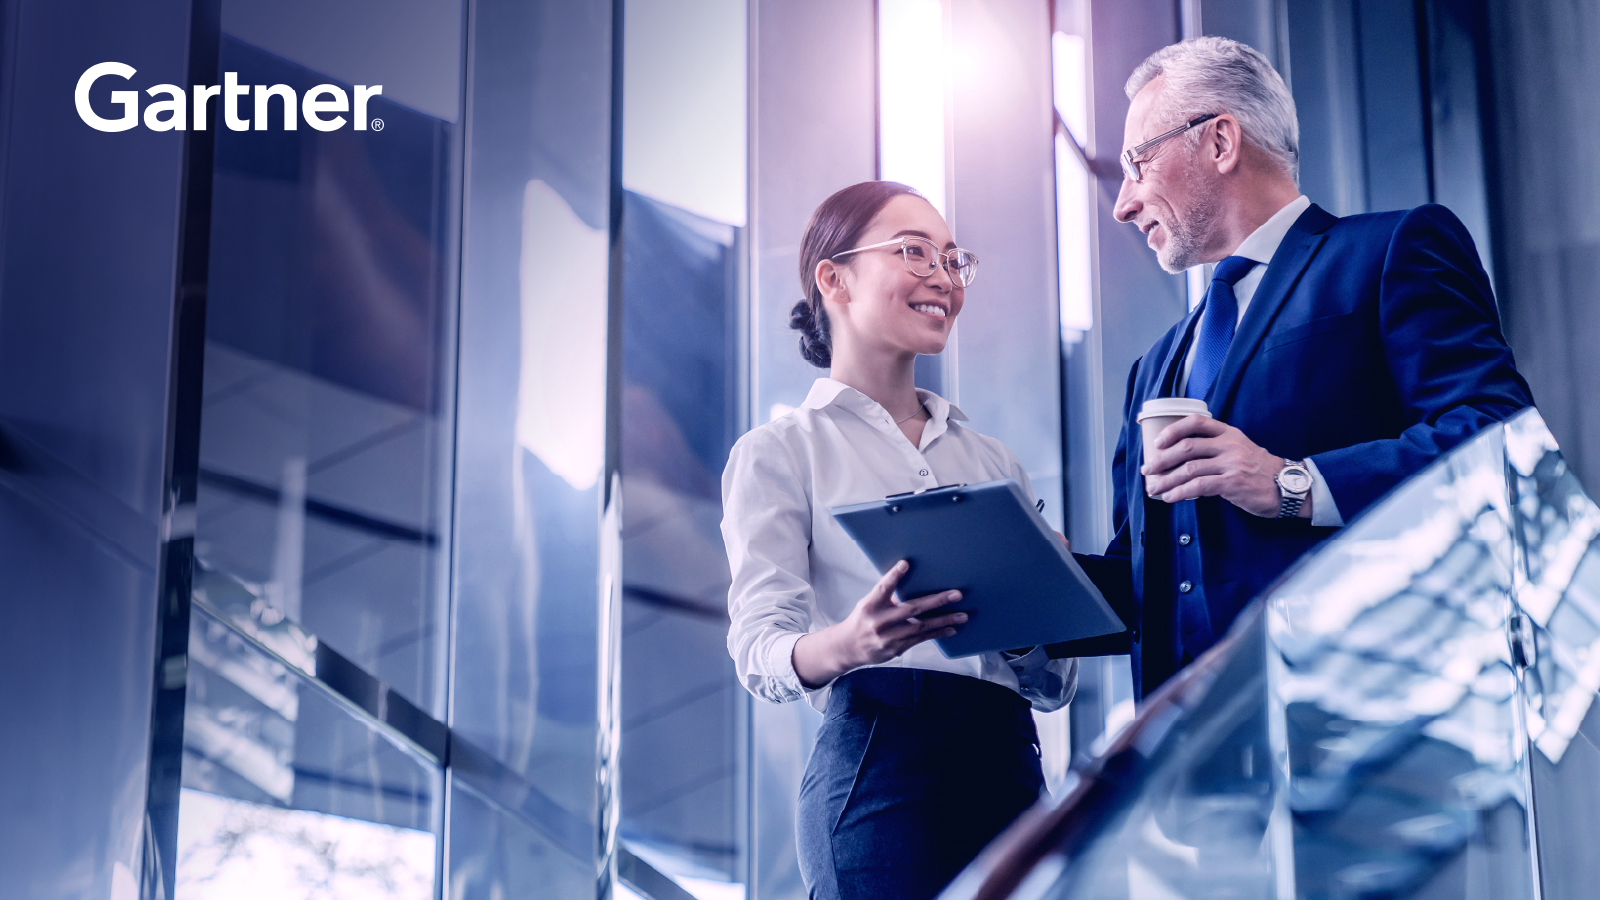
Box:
[449,1,613,888]
[1049,608,1280,899]
[177,608,439,898]
[194,0,464,719]
[956,415,1543,899]
[1267,423,1531,900]
[1507,409,1600,898]
[616,1,748,893]
[446,781,594,900]
[618,194,744,888]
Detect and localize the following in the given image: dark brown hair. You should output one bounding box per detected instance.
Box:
[791,181,921,368]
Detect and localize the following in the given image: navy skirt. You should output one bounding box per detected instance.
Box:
[797,667,1046,900]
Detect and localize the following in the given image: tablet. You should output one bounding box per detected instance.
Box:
[831,479,1125,658]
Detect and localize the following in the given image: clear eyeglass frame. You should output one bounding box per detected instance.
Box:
[831,236,980,288]
[1121,112,1221,183]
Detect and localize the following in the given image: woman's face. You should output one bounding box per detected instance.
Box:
[828,194,964,358]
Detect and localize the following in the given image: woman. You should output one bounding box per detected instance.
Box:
[722,181,1077,900]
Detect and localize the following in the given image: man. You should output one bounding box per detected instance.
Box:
[1054,37,1532,700]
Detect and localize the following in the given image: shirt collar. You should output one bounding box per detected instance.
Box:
[1232,194,1311,266]
[801,378,968,424]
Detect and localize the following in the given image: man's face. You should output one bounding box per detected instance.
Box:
[1113,79,1220,274]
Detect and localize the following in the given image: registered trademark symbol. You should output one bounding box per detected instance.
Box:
[371,118,384,131]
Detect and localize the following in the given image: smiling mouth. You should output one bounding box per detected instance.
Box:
[911,302,948,319]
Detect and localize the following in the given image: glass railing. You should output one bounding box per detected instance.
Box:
[946,408,1600,899]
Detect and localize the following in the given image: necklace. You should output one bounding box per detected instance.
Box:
[894,403,927,425]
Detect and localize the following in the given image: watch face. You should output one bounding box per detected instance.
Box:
[1279,468,1312,494]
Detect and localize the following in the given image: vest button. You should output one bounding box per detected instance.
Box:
[919,468,929,476]
[1179,580,1193,593]
[1178,533,1192,545]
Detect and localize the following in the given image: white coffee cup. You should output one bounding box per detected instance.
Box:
[1137,398,1211,459]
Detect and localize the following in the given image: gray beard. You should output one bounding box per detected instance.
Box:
[1156,179,1220,274]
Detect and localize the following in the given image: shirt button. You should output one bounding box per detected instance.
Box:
[1179,580,1193,593]
[919,468,929,476]
[1178,533,1192,546]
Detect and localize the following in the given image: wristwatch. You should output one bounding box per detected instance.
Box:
[1275,459,1312,519]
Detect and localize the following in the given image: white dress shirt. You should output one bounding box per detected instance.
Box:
[1179,194,1344,527]
[722,378,1079,713]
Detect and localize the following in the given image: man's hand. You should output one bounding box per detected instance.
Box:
[1140,415,1309,519]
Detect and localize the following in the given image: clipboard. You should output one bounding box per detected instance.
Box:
[830,479,1125,658]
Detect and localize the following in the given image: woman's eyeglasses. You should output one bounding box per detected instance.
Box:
[1121,112,1220,183]
[831,236,980,287]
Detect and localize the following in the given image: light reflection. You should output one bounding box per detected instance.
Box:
[621,0,748,226]
[516,179,609,491]
[1051,30,1092,337]
[1050,33,1088,143]
[878,0,947,214]
[1054,131,1092,336]
[1507,409,1600,762]
[176,789,434,899]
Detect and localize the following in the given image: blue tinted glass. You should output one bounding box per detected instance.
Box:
[1267,423,1531,900]
[448,4,612,885]
[614,0,748,888]
[1506,411,1600,896]
[618,190,744,882]
[178,608,440,897]
[447,782,593,899]
[194,1,464,720]
[963,417,1543,899]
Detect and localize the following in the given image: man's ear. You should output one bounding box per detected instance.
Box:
[815,258,851,305]
[1211,114,1243,175]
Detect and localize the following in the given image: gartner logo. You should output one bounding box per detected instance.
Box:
[75,62,384,133]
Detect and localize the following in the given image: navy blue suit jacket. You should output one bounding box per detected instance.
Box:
[1053,203,1533,699]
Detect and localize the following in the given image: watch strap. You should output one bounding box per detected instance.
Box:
[1277,493,1304,519]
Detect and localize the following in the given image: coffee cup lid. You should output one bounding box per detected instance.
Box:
[1137,398,1211,422]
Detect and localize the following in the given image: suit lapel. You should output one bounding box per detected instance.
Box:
[1206,204,1337,417]
[1157,304,1205,399]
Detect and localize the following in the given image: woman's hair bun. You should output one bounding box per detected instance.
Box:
[791,298,831,368]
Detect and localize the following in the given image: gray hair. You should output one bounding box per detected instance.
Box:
[1126,37,1299,183]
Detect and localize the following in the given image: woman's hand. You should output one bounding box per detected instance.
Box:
[791,560,966,689]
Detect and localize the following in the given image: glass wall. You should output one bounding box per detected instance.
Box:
[177,607,442,897]
[0,0,195,895]
[195,13,462,716]
[616,2,748,895]
[449,0,614,896]
[178,0,467,895]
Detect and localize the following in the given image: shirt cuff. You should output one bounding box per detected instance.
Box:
[768,630,811,698]
[1004,645,1049,670]
[1006,648,1076,711]
[1305,457,1344,527]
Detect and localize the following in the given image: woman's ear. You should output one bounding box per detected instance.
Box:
[814,258,850,306]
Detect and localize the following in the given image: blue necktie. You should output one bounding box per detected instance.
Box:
[1185,255,1258,399]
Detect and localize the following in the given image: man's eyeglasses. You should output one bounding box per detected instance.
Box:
[831,236,980,288]
[1120,112,1220,183]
